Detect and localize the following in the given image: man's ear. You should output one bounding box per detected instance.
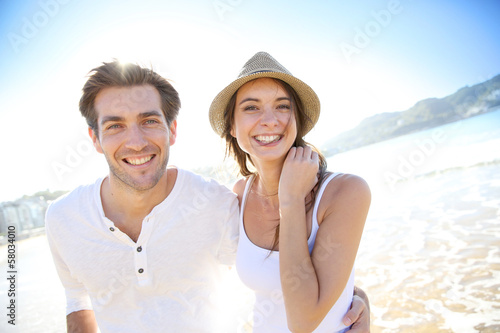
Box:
[88,127,103,154]
[168,120,177,146]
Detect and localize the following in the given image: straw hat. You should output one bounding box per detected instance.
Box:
[209,52,320,136]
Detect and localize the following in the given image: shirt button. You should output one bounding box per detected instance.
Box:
[109,227,115,232]
[137,246,142,252]
[138,268,144,274]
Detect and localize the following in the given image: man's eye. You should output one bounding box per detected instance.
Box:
[145,119,158,124]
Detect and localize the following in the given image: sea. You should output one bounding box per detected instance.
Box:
[327,108,500,333]
[1,108,499,333]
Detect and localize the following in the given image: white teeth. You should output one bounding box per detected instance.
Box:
[126,156,153,165]
[255,135,281,143]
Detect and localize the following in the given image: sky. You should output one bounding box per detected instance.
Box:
[1,0,499,202]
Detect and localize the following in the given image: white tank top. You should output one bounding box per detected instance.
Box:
[236,173,354,333]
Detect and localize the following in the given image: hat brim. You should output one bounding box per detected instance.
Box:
[209,71,320,136]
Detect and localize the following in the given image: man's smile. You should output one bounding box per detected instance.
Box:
[123,154,155,166]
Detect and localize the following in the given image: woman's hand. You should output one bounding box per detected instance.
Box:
[278,146,319,204]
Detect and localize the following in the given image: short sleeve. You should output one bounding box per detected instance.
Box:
[45,205,93,315]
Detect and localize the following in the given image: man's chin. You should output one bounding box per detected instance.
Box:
[110,173,165,193]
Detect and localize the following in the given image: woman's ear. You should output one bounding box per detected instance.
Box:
[230,125,236,138]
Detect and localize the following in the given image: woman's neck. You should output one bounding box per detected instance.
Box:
[253,159,284,196]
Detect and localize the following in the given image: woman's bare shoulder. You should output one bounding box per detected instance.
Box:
[324,173,370,195]
[320,173,371,216]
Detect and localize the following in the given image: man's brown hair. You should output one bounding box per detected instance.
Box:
[79,60,180,133]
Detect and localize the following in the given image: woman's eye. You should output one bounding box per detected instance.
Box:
[244,105,258,111]
[277,104,290,111]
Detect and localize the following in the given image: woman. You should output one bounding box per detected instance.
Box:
[209,52,371,332]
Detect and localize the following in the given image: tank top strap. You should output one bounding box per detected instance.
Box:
[312,172,341,228]
[240,174,256,216]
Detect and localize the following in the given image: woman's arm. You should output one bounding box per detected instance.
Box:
[278,147,371,332]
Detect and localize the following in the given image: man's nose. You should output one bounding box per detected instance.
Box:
[124,125,148,151]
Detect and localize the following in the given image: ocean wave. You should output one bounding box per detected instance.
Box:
[389,158,500,185]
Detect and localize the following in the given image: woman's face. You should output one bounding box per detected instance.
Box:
[231,78,297,164]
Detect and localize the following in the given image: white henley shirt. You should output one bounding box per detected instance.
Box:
[46,168,239,332]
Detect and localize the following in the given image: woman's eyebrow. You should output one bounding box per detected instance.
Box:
[238,97,260,105]
[238,96,290,105]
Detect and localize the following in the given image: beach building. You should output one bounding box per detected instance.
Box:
[0,198,47,244]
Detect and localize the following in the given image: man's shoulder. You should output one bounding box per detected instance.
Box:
[177,168,235,196]
[46,178,102,218]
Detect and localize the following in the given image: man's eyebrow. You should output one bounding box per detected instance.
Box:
[138,110,164,119]
[100,111,164,126]
[101,116,124,126]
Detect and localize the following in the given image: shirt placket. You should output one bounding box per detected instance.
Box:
[134,215,154,286]
[104,215,154,286]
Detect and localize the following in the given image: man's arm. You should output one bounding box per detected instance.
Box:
[343,286,370,332]
[46,206,96,332]
[67,310,98,333]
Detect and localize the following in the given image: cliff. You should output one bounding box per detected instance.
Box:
[322,74,500,155]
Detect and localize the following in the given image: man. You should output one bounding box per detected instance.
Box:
[46,60,369,332]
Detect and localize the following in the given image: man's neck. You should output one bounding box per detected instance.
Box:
[100,167,177,241]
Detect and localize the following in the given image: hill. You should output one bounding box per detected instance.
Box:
[322,74,500,156]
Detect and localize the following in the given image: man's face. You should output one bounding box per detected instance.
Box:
[90,84,176,192]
